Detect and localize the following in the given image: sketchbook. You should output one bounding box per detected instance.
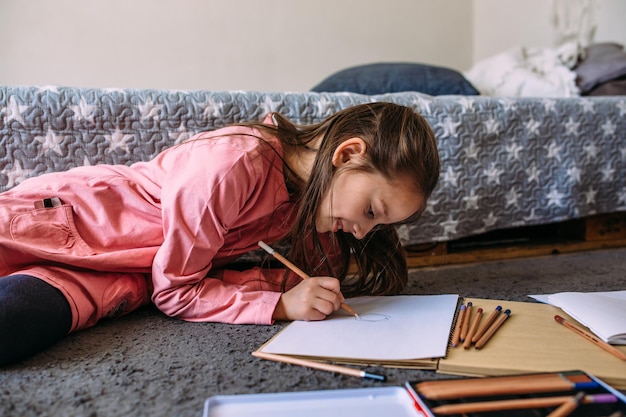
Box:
[529,290,626,344]
[258,294,459,369]
[437,298,626,390]
[256,296,626,389]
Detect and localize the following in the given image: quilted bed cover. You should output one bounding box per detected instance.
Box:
[1,86,625,246]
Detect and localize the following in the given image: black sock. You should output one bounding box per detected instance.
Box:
[0,274,72,365]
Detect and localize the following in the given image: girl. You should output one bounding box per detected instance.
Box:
[0,102,439,365]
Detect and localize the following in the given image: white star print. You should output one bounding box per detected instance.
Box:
[70,97,96,122]
[463,140,480,160]
[440,215,459,238]
[456,96,474,112]
[442,166,460,187]
[35,129,65,156]
[505,187,520,208]
[584,187,597,204]
[463,189,480,209]
[169,123,195,144]
[506,142,523,161]
[546,188,565,207]
[526,164,541,184]
[483,117,500,135]
[566,166,581,183]
[545,141,563,162]
[542,98,556,112]
[601,119,616,136]
[601,165,615,182]
[617,100,626,117]
[5,96,28,124]
[411,95,431,115]
[564,117,580,135]
[105,129,134,152]
[202,97,224,119]
[584,143,599,160]
[137,98,163,120]
[315,95,335,116]
[3,160,29,188]
[438,116,462,138]
[580,99,596,113]
[484,163,503,185]
[525,119,540,136]
[483,212,498,228]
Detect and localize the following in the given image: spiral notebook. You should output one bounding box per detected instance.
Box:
[256,296,626,389]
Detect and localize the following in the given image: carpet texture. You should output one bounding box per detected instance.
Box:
[2,248,625,417]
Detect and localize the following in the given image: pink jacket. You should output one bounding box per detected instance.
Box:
[0,119,304,331]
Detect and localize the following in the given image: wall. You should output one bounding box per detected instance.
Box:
[0,0,472,91]
[0,0,624,92]
[473,0,626,62]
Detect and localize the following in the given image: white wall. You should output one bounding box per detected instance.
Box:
[0,0,472,91]
[0,0,624,92]
[473,0,626,62]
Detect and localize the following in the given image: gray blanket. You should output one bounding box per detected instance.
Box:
[2,86,625,245]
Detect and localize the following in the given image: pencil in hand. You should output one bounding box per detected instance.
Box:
[258,241,358,318]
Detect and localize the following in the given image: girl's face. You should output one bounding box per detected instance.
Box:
[315,138,424,239]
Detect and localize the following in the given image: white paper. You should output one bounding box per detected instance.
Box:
[529,291,626,344]
[261,294,459,360]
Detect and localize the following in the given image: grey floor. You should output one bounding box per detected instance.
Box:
[2,248,625,417]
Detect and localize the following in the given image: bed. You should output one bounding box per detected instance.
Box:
[1,84,624,249]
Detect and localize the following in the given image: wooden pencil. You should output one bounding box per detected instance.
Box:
[555,315,626,361]
[431,393,615,415]
[459,302,473,342]
[258,241,358,317]
[252,350,386,381]
[472,305,502,342]
[415,371,596,400]
[463,307,483,349]
[475,308,511,349]
[545,392,585,417]
[450,304,466,347]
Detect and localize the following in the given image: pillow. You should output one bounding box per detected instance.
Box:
[586,75,626,96]
[574,43,626,93]
[311,62,480,95]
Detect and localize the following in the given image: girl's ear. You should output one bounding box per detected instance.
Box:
[331,137,367,167]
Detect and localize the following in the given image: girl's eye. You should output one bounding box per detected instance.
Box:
[367,207,375,218]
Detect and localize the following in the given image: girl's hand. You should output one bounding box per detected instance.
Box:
[272,277,344,321]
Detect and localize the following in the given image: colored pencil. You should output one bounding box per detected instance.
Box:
[472,305,502,342]
[545,392,585,417]
[450,304,466,347]
[554,315,626,361]
[475,308,511,349]
[463,307,483,349]
[258,241,358,318]
[460,301,473,342]
[430,393,616,415]
[415,371,597,400]
[252,350,386,381]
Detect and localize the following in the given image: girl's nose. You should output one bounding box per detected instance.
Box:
[353,222,374,240]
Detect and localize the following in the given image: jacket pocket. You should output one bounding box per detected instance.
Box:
[10,205,95,256]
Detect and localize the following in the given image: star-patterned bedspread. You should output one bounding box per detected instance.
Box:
[1,85,625,245]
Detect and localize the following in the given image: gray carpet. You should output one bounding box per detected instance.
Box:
[2,248,626,417]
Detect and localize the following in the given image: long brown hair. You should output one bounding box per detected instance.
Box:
[247,102,439,296]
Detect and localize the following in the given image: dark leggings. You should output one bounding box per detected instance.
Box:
[0,274,72,365]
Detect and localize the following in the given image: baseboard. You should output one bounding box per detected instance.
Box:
[405,212,626,268]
